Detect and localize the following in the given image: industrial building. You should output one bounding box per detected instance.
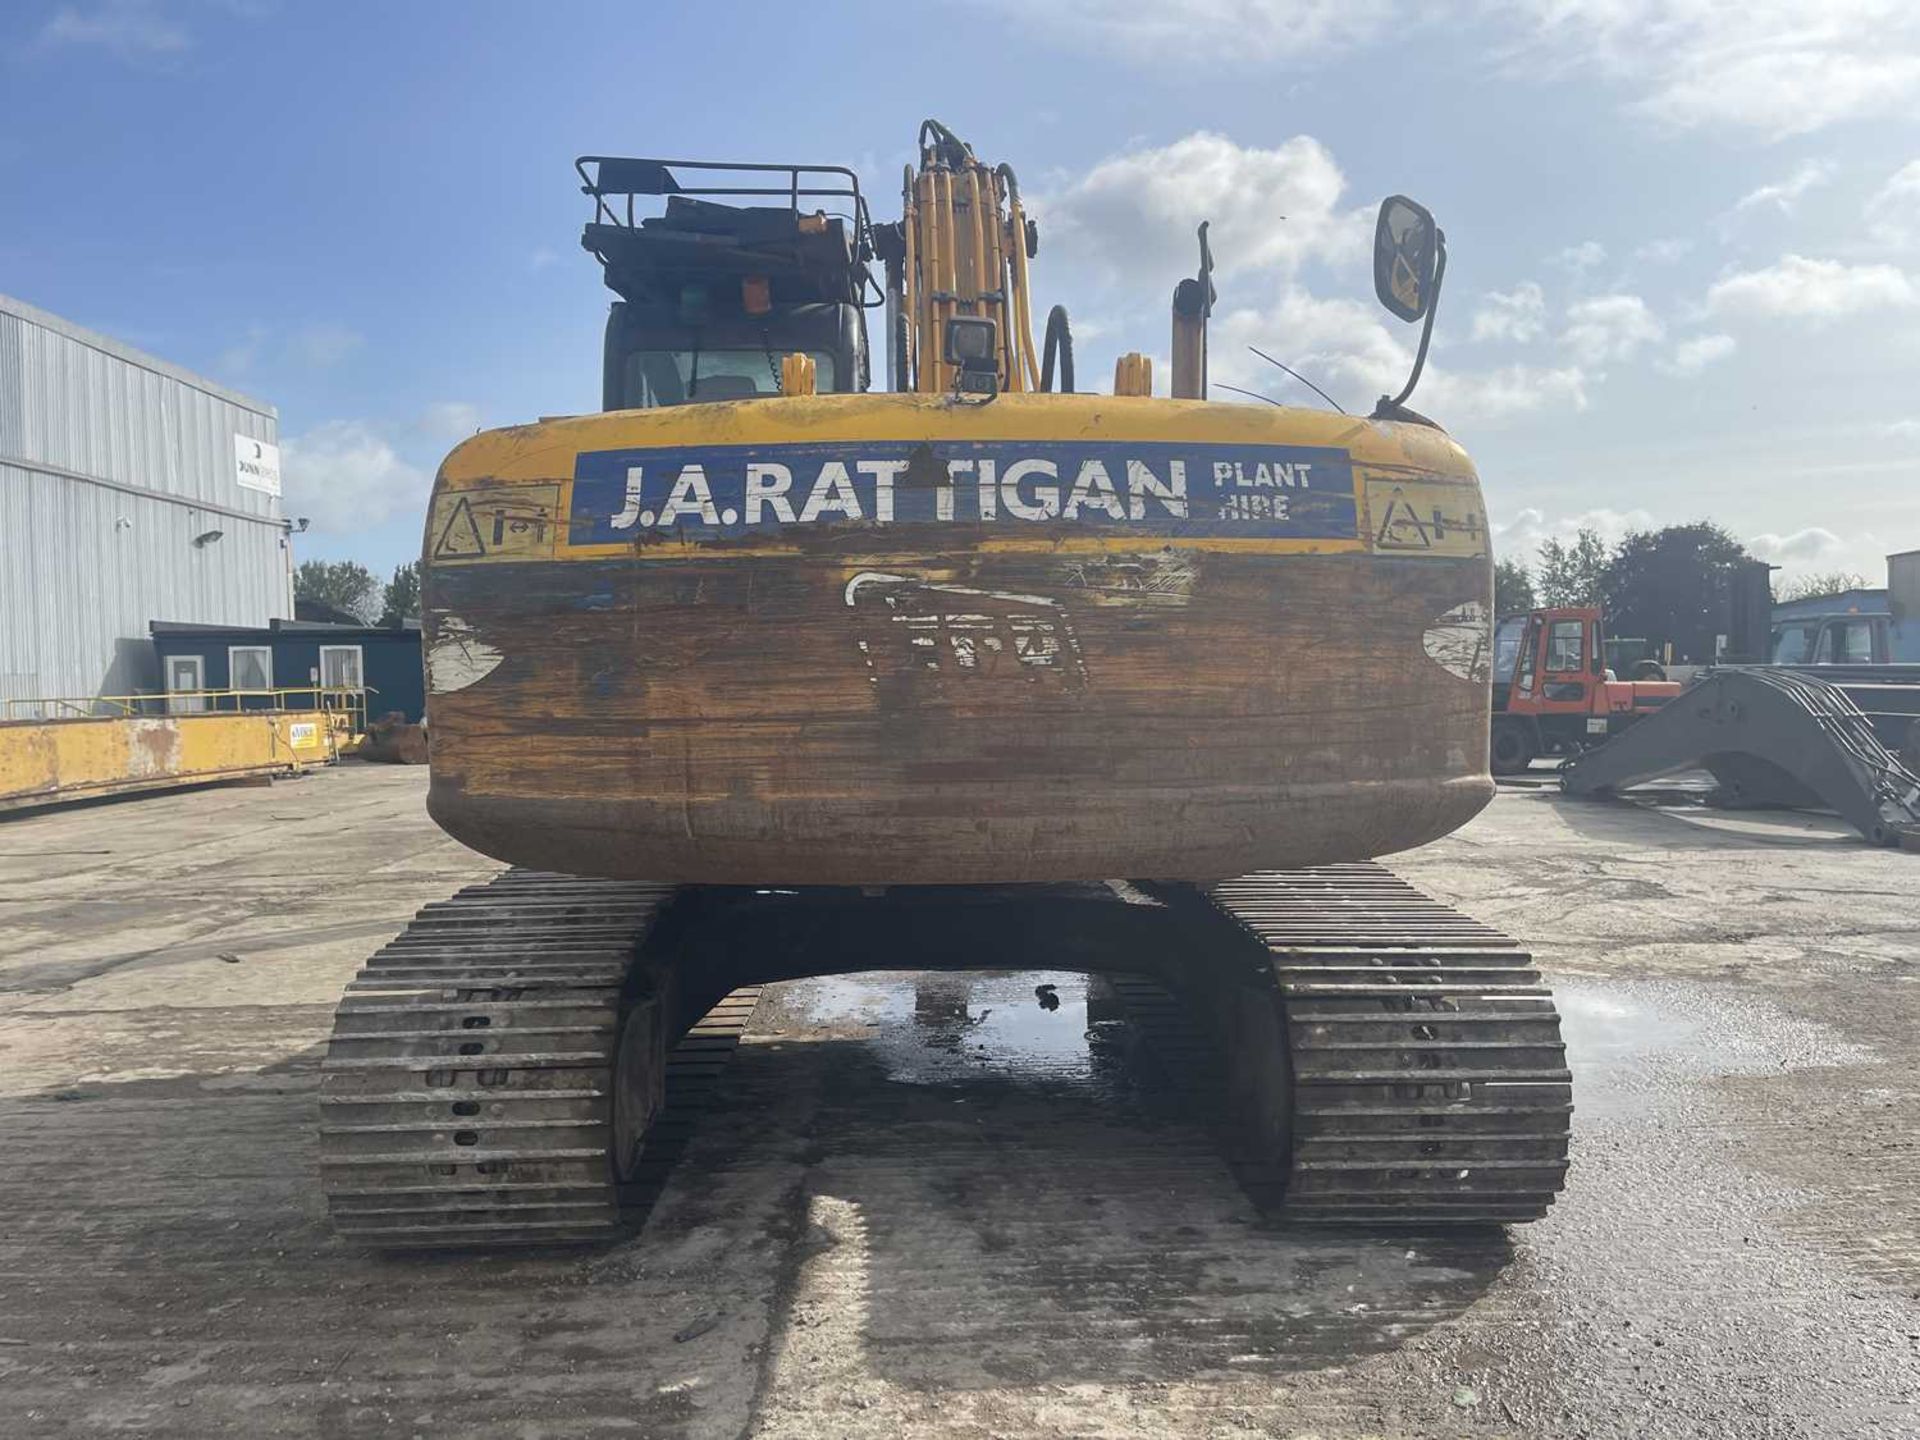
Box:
[0,292,288,711]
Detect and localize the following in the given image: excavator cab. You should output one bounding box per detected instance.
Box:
[577,156,881,410]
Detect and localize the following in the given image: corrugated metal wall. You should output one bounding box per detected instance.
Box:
[0,293,288,706]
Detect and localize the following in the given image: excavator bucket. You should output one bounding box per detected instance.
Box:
[1559,668,1920,846]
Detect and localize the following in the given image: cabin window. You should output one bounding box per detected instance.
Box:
[166,654,206,714]
[1546,620,1586,673]
[1813,620,1874,664]
[228,646,273,693]
[623,349,837,407]
[319,645,364,690]
[1516,621,1540,692]
[1771,625,1815,664]
[1492,617,1526,681]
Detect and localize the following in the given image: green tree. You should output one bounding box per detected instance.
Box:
[1599,522,1752,663]
[295,559,378,623]
[1493,557,1536,616]
[1536,528,1609,607]
[379,562,421,626]
[1774,569,1868,603]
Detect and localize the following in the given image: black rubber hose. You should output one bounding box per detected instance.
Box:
[1041,305,1074,393]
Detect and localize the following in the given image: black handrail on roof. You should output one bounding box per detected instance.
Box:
[574,155,882,306]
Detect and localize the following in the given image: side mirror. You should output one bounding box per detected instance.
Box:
[1374,196,1438,323]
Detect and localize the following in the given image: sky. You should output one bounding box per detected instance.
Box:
[4,0,1918,588]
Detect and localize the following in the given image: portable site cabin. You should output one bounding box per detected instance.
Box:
[150,619,424,722]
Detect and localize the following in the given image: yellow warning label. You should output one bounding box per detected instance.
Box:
[1363,477,1488,558]
[428,484,562,565]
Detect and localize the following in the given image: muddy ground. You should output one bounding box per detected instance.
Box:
[0,764,1914,1439]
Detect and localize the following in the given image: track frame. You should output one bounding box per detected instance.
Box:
[318,864,1570,1249]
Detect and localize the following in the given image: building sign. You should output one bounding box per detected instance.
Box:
[566,440,1358,546]
[235,435,282,497]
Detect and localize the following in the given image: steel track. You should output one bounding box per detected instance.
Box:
[320,862,1567,1247]
[318,870,759,1249]
[1113,865,1571,1224]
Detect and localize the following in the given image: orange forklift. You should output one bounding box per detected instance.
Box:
[1490,606,1681,774]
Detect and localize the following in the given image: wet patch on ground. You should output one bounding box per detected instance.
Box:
[3,769,1917,1438]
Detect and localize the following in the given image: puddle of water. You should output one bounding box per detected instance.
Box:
[1556,977,1870,1119]
[780,970,1114,1090]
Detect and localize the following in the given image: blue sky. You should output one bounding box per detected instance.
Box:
[5,0,1918,586]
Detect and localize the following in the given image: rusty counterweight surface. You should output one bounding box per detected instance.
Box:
[416,394,1496,886]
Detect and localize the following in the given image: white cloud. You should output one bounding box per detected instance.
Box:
[1471,282,1547,343]
[1748,527,1892,591]
[1634,237,1693,264]
[1865,159,1920,249]
[282,421,429,535]
[416,401,483,443]
[1426,362,1591,421]
[38,1,189,58]
[1560,294,1663,364]
[1210,288,1588,423]
[1745,526,1844,564]
[1501,0,1920,139]
[1705,254,1918,320]
[1730,159,1833,215]
[1495,505,1658,566]
[1038,132,1364,292]
[1001,3,1920,139]
[1657,332,1736,376]
[1744,526,1886,589]
[1552,240,1607,272]
[528,247,561,272]
[1884,418,1920,438]
[1043,131,1592,426]
[995,0,1398,65]
[289,323,365,367]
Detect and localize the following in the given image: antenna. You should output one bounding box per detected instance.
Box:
[1213,382,1283,407]
[1248,346,1347,414]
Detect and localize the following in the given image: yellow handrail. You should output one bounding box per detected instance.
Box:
[4,686,374,732]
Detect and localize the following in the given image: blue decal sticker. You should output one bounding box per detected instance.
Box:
[568,440,1356,544]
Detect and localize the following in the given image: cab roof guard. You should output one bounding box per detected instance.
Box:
[575,155,882,308]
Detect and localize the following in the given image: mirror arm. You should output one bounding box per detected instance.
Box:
[1373,230,1446,421]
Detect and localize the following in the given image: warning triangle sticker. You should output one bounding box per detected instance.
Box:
[1374,489,1434,550]
[434,497,486,559]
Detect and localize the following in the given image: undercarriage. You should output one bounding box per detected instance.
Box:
[319,867,1571,1247]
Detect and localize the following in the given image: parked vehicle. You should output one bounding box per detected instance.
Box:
[1491,606,1680,774]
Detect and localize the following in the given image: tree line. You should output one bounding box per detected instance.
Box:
[1492,521,1851,665]
[294,560,420,626]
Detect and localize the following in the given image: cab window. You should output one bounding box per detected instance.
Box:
[1492,617,1526,682]
[1516,620,1540,690]
[1771,625,1814,664]
[622,348,837,407]
[1545,619,1586,673]
[1813,620,1875,664]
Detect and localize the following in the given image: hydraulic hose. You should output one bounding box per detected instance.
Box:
[1041,305,1075,393]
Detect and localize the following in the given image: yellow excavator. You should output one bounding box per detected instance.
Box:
[318,122,1570,1246]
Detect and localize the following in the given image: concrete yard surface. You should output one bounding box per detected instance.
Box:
[0,764,1915,1439]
